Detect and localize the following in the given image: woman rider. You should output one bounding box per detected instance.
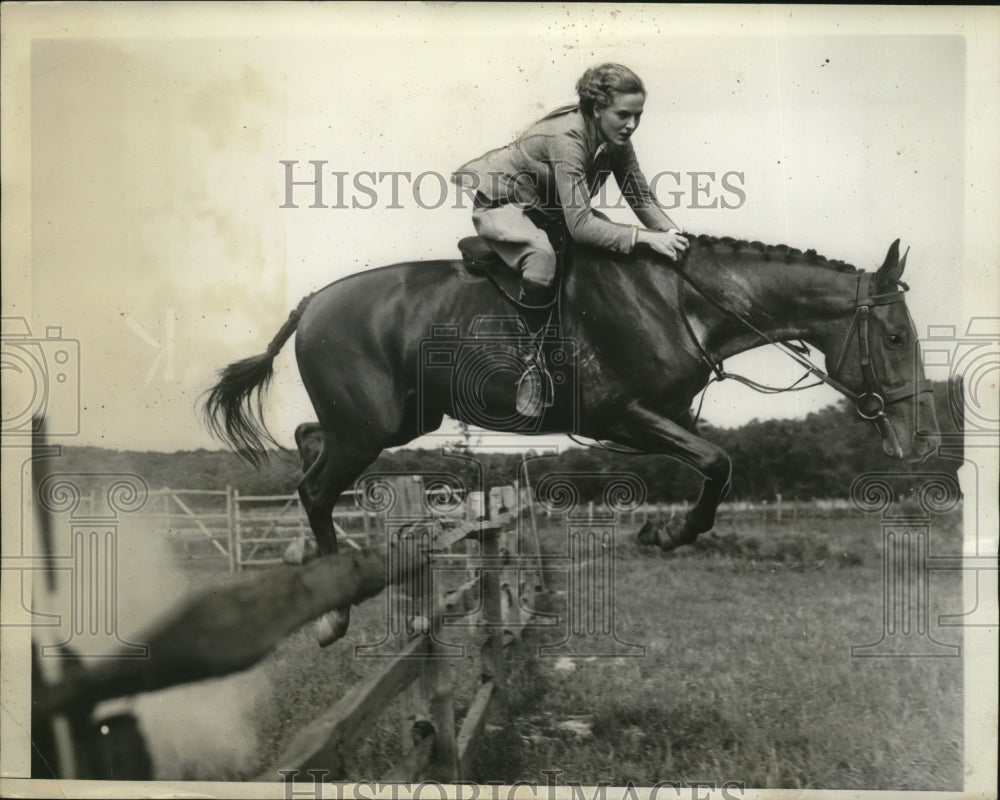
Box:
[453,63,689,415]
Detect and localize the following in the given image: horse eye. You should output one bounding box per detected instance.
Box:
[886,333,905,348]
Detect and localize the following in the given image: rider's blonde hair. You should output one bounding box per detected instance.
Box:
[576,64,646,115]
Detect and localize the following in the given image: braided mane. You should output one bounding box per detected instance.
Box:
[682,233,860,274]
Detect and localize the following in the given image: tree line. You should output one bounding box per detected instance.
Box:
[56,381,963,504]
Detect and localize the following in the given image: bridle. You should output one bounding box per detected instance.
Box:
[825,271,933,420]
[677,263,934,428]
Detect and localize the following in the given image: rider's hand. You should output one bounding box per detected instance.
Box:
[637,228,689,261]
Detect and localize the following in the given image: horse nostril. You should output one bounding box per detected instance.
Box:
[914,430,941,454]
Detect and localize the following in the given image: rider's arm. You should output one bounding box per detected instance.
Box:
[613,143,680,232]
[548,130,644,253]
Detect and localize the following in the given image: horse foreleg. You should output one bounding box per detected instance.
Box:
[673,410,732,537]
[606,403,732,552]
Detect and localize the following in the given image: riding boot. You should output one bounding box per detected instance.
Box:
[516,280,555,417]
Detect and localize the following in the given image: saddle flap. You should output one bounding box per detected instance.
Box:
[458,236,503,273]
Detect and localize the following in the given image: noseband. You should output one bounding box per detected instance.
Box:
[824,272,934,423]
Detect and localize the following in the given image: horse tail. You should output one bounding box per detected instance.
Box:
[202,293,315,467]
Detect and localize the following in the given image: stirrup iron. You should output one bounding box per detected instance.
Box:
[516,331,555,417]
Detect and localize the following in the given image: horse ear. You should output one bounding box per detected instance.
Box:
[874,239,904,290]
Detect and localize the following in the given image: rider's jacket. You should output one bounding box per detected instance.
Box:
[453,105,672,253]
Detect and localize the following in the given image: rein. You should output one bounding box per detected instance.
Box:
[674,252,933,426]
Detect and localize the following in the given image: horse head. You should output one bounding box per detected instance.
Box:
[824,240,940,462]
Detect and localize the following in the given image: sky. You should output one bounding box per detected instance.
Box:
[3,4,997,453]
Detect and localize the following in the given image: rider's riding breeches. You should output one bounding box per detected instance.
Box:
[471,203,557,288]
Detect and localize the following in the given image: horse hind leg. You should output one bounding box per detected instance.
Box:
[295,426,380,646]
[281,423,325,566]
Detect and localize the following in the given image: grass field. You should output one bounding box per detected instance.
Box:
[164,510,964,790]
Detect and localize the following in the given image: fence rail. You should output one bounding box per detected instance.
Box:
[133,487,887,572]
[584,497,860,526]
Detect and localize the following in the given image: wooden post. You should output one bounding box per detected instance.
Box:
[385,475,456,781]
[776,493,783,524]
[396,541,457,780]
[233,490,243,572]
[522,460,540,537]
[510,475,545,595]
[226,486,237,572]
[423,626,457,781]
[480,528,506,719]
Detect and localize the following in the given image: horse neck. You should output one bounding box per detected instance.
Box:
[683,250,861,363]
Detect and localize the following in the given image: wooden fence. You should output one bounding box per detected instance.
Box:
[258,476,522,781]
[141,487,383,570]
[36,473,529,783]
[138,486,866,572]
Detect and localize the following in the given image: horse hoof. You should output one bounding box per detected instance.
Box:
[656,523,697,553]
[316,608,351,647]
[636,520,659,546]
[283,538,320,565]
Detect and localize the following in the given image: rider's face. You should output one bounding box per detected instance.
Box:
[594,92,645,147]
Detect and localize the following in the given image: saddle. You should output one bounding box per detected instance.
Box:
[457,236,539,313]
[457,236,505,274]
[457,233,569,319]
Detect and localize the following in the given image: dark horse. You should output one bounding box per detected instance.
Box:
[204,234,939,644]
